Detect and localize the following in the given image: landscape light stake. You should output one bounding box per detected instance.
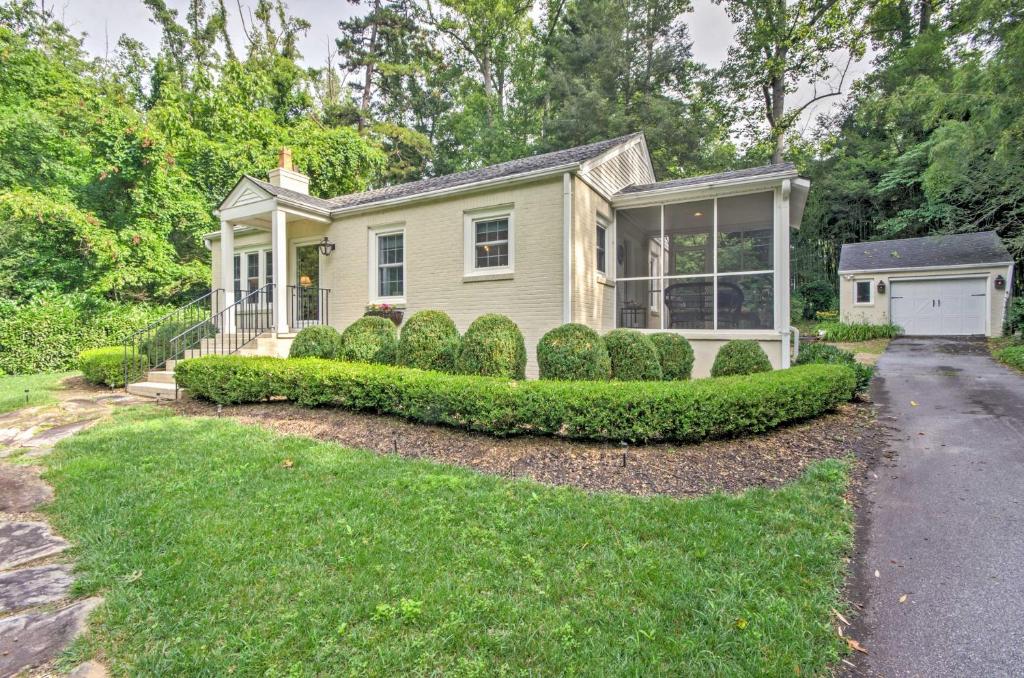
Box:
[24,389,29,404]
[392,436,398,455]
[620,441,628,467]
[217,404,223,417]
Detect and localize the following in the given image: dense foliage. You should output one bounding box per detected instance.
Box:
[175,356,856,443]
[340,317,398,364]
[396,310,460,372]
[78,347,147,387]
[995,344,1024,372]
[288,326,344,360]
[710,340,772,378]
[649,333,695,380]
[816,322,902,342]
[604,329,663,381]
[455,314,527,379]
[795,343,873,393]
[536,323,611,381]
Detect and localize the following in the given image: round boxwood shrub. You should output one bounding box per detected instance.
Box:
[340,317,398,364]
[604,329,662,381]
[289,325,344,359]
[710,340,772,377]
[455,314,526,379]
[796,342,873,393]
[536,324,611,381]
[79,347,147,387]
[397,310,460,372]
[649,333,695,380]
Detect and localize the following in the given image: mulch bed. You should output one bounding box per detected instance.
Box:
[172,397,890,499]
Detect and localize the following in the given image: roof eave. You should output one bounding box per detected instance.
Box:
[611,168,799,207]
[838,261,1014,274]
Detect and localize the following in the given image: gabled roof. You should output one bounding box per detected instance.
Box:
[838,231,1012,272]
[615,163,797,196]
[242,176,339,212]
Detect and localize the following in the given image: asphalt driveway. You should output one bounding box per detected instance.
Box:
[854,337,1024,675]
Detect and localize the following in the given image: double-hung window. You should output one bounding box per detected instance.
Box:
[232,249,273,304]
[465,207,514,276]
[855,280,872,304]
[371,228,405,301]
[596,223,607,275]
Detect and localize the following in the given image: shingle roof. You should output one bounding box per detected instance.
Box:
[838,231,1012,272]
[616,163,797,195]
[244,177,339,212]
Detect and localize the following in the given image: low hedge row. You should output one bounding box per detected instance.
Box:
[175,356,857,443]
[79,347,147,387]
[816,322,903,342]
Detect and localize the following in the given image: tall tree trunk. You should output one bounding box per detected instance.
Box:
[770,72,786,164]
[358,0,381,133]
[918,0,932,33]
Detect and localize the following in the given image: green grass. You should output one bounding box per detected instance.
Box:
[46,408,854,676]
[994,342,1024,372]
[0,371,74,413]
[816,322,903,342]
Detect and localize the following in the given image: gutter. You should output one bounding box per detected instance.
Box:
[610,169,799,206]
[839,261,1015,275]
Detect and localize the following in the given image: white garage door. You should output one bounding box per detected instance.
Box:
[890,278,987,335]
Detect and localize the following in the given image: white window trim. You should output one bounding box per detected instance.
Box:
[854,279,874,306]
[368,225,406,304]
[596,220,609,278]
[464,205,515,277]
[232,246,273,302]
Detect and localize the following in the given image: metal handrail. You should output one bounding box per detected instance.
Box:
[168,284,275,367]
[287,285,330,328]
[123,289,224,387]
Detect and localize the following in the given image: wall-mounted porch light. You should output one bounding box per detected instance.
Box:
[876,280,887,294]
[994,274,1006,290]
[318,237,336,256]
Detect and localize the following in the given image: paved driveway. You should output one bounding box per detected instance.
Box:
[855,337,1024,676]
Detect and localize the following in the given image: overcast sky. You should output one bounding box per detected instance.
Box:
[54,0,865,131]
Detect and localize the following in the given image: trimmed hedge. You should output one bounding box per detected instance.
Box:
[604,329,662,381]
[816,322,902,342]
[536,324,611,381]
[795,343,873,393]
[996,344,1024,372]
[397,310,460,372]
[340,317,398,364]
[711,340,772,377]
[175,356,857,443]
[79,347,147,387]
[139,319,216,366]
[455,314,527,379]
[649,333,695,381]
[289,326,344,359]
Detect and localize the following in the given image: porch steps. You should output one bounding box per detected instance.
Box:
[126,380,179,400]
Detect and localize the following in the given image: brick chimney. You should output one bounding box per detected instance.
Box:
[268,146,309,194]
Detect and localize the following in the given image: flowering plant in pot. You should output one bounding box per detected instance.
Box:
[365,303,404,326]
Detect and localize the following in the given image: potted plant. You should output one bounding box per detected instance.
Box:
[365,303,404,326]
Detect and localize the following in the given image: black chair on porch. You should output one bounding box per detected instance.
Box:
[663,280,744,329]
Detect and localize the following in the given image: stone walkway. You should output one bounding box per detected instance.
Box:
[0,383,140,677]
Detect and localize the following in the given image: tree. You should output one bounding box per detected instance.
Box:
[716,0,867,163]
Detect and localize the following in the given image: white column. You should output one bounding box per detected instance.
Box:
[271,208,289,334]
[776,180,792,368]
[220,220,236,334]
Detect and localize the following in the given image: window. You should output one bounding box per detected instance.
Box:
[231,249,273,303]
[596,224,607,275]
[246,252,260,302]
[265,250,274,287]
[232,254,241,299]
[464,207,514,275]
[371,229,405,300]
[855,280,873,304]
[615,191,776,331]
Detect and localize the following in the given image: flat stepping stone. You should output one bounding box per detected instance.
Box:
[0,564,74,613]
[21,418,97,448]
[0,522,69,570]
[0,465,53,512]
[0,596,102,676]
[69,660,109,677]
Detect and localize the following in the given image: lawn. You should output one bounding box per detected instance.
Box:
[46,408,854,676]
[0,371,75,414]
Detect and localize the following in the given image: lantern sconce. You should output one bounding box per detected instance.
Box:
[318,237,336,256]
[876,280,886,294]
[994,275,1006,290]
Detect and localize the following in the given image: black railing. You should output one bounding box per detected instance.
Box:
[287,285,330,329]
[169,283,276,365]
[123,289,223,387]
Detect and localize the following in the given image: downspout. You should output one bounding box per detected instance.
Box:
[562,173,573,323]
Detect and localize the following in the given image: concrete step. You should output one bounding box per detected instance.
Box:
[147,370,176,384]
[127,381,179,400]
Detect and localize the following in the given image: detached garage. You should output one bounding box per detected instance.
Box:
[838,231,1014,337]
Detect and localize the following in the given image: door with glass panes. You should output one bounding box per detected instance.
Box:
[292,243,322,327]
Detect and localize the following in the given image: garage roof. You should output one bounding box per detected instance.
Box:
[838,231,1012,272]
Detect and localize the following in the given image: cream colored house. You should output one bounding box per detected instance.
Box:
[123,134,811,398]
[838,232,1014,337]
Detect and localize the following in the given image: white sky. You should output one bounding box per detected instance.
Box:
[54,0,867,132]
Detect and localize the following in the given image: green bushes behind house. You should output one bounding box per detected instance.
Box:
[816,322,903,342]
[649,333,695,380]
[175,356,857,444]
[710,340,772,377]
[79,347,147,387]
[536,324,611,381]
[604,329,662,381]
[455,314,526,379]
[397,310,460,372]
[289,326,344,359]
[340,317,398,364]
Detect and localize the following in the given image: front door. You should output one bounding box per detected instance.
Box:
[292,243,322,327]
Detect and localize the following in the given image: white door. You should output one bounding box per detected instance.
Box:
[890,278,986,335]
